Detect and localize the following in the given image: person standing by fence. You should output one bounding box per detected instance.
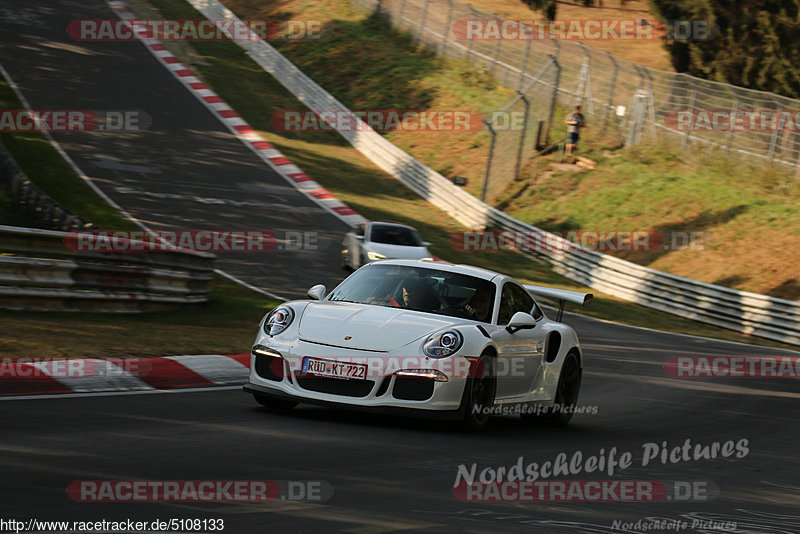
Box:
[565,105,585,158]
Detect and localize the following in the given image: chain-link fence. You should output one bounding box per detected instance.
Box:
[354,0,800,195]
[480,58,559,202]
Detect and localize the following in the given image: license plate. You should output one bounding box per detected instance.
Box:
[302,357,367,381]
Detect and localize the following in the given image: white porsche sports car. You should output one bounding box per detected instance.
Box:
[244,259,591,429]
[340,221,433,270]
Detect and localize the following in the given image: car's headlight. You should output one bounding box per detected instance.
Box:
[263,306,295,336]
[367,251,387,261]
[423,330,463,358]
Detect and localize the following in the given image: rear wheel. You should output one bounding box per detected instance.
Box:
[461,353,496,431]
[522,351,581,427]
[253,394,298,411]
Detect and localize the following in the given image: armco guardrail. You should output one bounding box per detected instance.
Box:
[186,0,800,346]
[0,142,91,232]
[0,225,215,312]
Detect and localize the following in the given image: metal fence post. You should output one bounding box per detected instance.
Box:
[602,51,618,135]
[642,68,657,140]
[514,91,530,180]
[575,42,594,114]
[489,18,502,73]
[518,36,532,91]
[465,6,477,61]
[625,91,643,146]
[725,94,739,153]
[544,55,560,146]
[481,119,497,202]
[768,97,782,162]
[440,0,454,55]
[417,0,430,46]
[683,80,696,148]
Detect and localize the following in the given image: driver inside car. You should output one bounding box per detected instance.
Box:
[398,278,441,312]
[464,286,492,322]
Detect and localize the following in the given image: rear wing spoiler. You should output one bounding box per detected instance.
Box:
[524,285,593,322]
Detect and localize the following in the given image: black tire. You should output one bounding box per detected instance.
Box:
[522,351,581,427]
[253,394,298,411]
[461,353,497,431]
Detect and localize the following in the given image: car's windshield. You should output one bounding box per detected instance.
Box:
[327,264,496,322]
[369,225,422,246]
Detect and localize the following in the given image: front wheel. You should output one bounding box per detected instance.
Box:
[461,353,496,431]
[253,394,298,411]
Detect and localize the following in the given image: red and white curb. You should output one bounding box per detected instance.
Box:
[0,354,250,396]
[106,0,365,228]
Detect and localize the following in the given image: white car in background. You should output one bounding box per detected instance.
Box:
[341,221,432,270]
[244,259,591,430]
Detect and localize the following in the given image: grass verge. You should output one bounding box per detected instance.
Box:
[0,277,276,358]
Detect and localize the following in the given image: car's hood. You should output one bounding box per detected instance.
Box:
[366,242,430,259]
[298,301,455,352]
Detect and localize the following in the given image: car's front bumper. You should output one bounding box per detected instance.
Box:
[243,383,465,420]
[244,340,473,413]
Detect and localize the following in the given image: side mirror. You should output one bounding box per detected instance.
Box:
[506,311,537,333]
[421,241,431,247]
[355,235,365,241]
[307,284,326,300]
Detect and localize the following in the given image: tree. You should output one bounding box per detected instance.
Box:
[648,0,800,98]
[522,0,558,20]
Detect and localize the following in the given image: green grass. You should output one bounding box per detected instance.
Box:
[501,138,800,299]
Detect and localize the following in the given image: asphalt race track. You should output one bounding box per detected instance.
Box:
[2,1,800,533]
[2,324,799,533]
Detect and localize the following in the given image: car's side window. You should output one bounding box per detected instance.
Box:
[497,284,515,325]
[498,283,538,325]
[356,223,366,238]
